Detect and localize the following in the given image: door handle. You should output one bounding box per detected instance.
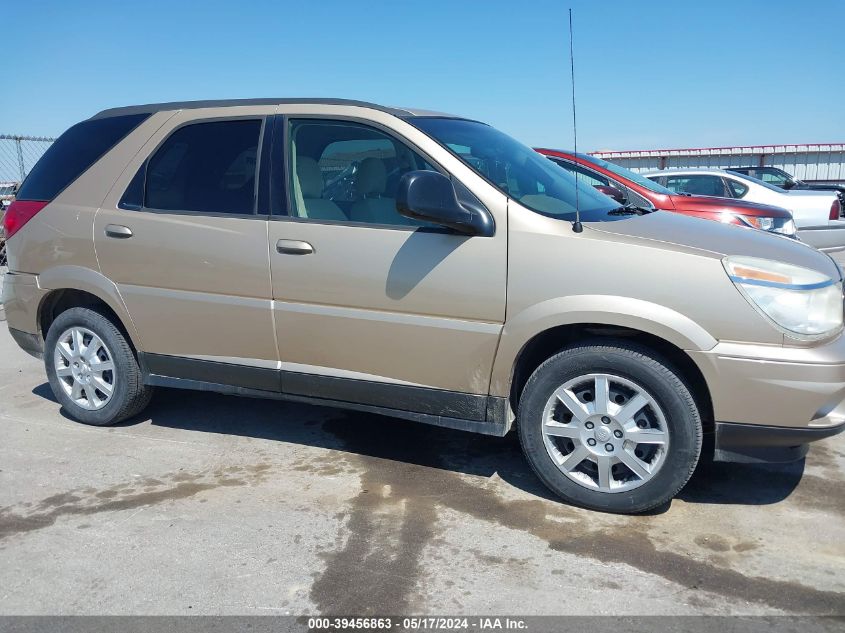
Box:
[105,224,133,239]
[276,239,314,255]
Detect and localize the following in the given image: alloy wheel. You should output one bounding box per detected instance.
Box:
[53,326,116,411]
[541,373,669,493]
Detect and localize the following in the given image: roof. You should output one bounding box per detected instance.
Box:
[90,98,460,121]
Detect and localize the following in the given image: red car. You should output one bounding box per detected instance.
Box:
[535,149,796,238]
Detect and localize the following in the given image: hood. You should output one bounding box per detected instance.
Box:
[586,210,840,279]
[671,194,791,217]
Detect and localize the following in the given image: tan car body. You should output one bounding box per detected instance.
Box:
[5,99,845,462]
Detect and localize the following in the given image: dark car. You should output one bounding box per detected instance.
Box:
[535,149,797,238]
[729,166,845,208]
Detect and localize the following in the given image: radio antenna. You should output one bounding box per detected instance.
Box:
[569,8,583,233]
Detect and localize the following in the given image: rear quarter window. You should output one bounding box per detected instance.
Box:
[16,113,150,201]
[727,179,749,198]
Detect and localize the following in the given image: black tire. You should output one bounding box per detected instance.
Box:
[517,340,702,514]
[44,307,153,426]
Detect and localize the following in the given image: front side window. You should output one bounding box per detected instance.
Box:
[288,119,436,226]
[145,119,261,214]
[664,175,728,197]
[411,118,619,221]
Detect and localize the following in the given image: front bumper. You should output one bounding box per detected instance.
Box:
[689,335,845,461]
[714,420,845,463]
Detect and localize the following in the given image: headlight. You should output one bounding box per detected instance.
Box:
[733,215,796,238]
[724,256,843,339]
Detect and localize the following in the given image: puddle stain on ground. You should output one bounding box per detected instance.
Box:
[308,414,845,616]
[0,463,273,541]
[2,409,842,615]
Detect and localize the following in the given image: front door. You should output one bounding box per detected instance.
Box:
[267,115,507,415]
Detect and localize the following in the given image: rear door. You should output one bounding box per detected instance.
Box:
[94,107,279,388]
[267,109,507,415]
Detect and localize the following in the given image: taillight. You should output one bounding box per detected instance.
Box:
[3,200,49,239]
[830,199,842,221]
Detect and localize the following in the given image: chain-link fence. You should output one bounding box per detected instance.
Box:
[0,134,55,269]
[0,134,55,182]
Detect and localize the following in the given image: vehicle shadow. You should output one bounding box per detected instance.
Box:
[31,383,805,509]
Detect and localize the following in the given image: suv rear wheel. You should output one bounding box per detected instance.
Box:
[44,307,153,426]
[518,341,702,513]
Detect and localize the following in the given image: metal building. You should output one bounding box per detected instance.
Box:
[591,143,845,184]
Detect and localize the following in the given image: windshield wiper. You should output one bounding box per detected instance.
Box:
[608,204,649,216]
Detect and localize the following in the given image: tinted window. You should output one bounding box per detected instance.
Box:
[145,119,261,214]
[664,175,728,197]
[16,114,149,201]
[412,118,619,221]
[288,119,436,226]
[726,178,749,198]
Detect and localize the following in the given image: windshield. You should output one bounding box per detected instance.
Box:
[730,171,792,193]
[576,153,676,195]
[410,118,620,221]
[749,167,799,187]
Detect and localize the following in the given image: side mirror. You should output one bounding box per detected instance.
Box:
[782,179,796,190]
[396,170,492,236]
[594,184,626,204]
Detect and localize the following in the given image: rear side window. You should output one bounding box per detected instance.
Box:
[145,119,261,215]
[16,113,149,201]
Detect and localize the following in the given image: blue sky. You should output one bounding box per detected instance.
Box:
[3,0,843,151]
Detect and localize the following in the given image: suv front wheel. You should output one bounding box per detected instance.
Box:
[518,341,702,513]
[45,307,153,426]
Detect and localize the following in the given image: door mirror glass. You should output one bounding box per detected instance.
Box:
[593,184,626,204]
[396,170,492,236]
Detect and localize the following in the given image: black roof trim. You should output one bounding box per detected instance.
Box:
[90,98,416,120]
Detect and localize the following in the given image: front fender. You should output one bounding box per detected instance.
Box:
[37,265,142,349]
[489,295,717,397]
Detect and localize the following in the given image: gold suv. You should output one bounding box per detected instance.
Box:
[4,99,844,513]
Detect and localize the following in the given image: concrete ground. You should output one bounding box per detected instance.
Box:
[0,326,843,616]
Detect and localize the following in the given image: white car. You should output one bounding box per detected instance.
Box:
[0,182,17,211]
[644,168,845,254]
